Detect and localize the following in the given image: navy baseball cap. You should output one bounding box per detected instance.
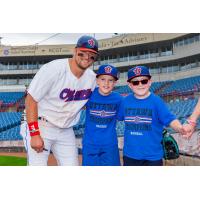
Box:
[76,35,98,54]
[127,66,151,82]
[96,64,119,80]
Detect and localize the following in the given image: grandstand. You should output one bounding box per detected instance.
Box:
[1,33,200,164]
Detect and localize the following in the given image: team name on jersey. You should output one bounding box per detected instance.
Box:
[59,88,92,102]
[124,107,153,132]
[89,102,117,111]
[125,108,152,117]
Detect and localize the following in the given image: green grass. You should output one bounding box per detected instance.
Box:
[0,156,27,166]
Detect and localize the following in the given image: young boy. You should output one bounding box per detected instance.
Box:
[118,66,187,166]
[82,64,123,166]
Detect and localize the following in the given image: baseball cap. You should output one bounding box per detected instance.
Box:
[76,35,98,54]
[127,66,151,82]
[96,64,119,80]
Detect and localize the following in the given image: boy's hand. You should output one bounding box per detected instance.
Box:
[182,123,195,139]
[177,125,187,137]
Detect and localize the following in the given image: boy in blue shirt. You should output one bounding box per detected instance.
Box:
[118,66,187,166]
[82,64,123,166]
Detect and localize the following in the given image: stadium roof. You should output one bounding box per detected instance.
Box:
[0,33,115,46]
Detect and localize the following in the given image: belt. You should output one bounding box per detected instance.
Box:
[38,117,48,122]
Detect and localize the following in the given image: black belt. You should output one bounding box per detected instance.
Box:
[38,117,48,122]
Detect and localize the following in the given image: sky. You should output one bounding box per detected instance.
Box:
[0,33,116,46]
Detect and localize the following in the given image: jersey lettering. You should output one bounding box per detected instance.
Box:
[59,88,92,102]
[124,107,153,132]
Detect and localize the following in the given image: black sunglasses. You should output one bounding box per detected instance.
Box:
[130,79,149,86]
[77,53,97,61]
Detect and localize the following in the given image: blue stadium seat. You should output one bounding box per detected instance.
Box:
[0,112,22,132]
[0,125,22,141]
[0,92,25,105]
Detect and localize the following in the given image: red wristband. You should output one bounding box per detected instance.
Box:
[28,121,40,137]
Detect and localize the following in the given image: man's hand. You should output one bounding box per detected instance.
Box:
[30,135,44,153]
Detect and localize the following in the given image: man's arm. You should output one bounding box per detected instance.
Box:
[25,94,44,153]
[182,97,200,138]
[189,97,200,122]
[26,94,38,122]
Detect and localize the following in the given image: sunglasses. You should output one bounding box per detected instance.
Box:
[77,52,97,61]
[130,79,149,86]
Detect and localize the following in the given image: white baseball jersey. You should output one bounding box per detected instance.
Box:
[28,58,96,128]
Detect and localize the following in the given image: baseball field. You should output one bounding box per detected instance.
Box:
[0,153,57,166]
[0,155,27,166]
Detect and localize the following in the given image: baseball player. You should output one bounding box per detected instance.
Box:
[20,35,99,166]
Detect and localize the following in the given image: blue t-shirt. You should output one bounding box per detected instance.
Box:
[118,93,176,160]
[83,88,123,147]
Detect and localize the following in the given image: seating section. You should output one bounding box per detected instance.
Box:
[0,112,22,141]
[150,81,172,93]
[0,126,22,141]
[167,98,197,120]
[0,112,22,132]
[167,98,200,132]
[114,76,200,97]
[0,92,25,105]
[161,76,200,96]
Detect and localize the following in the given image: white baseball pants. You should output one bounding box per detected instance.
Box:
[20,120,79,166]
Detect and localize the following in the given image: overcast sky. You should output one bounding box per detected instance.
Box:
[0,33,116,46]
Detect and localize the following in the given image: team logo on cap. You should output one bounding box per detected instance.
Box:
[133,67,141,76]
[88,39,95,47]
[104,66,112,73]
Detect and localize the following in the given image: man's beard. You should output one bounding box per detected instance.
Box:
[75,59,90,71]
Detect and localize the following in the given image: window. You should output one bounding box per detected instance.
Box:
[189,37,194,44]
[179,40,184,46]
[140,50,148,59]
[180,63,190,71]
[150,67,160,74]
[149,49,159,58]
[7,79,17,85]
[194,35,200,42]
[129,52,138,61]
[161,66,167,73]
[172,65,179,72]
[119,53,128,62]
[160,47,172,56]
